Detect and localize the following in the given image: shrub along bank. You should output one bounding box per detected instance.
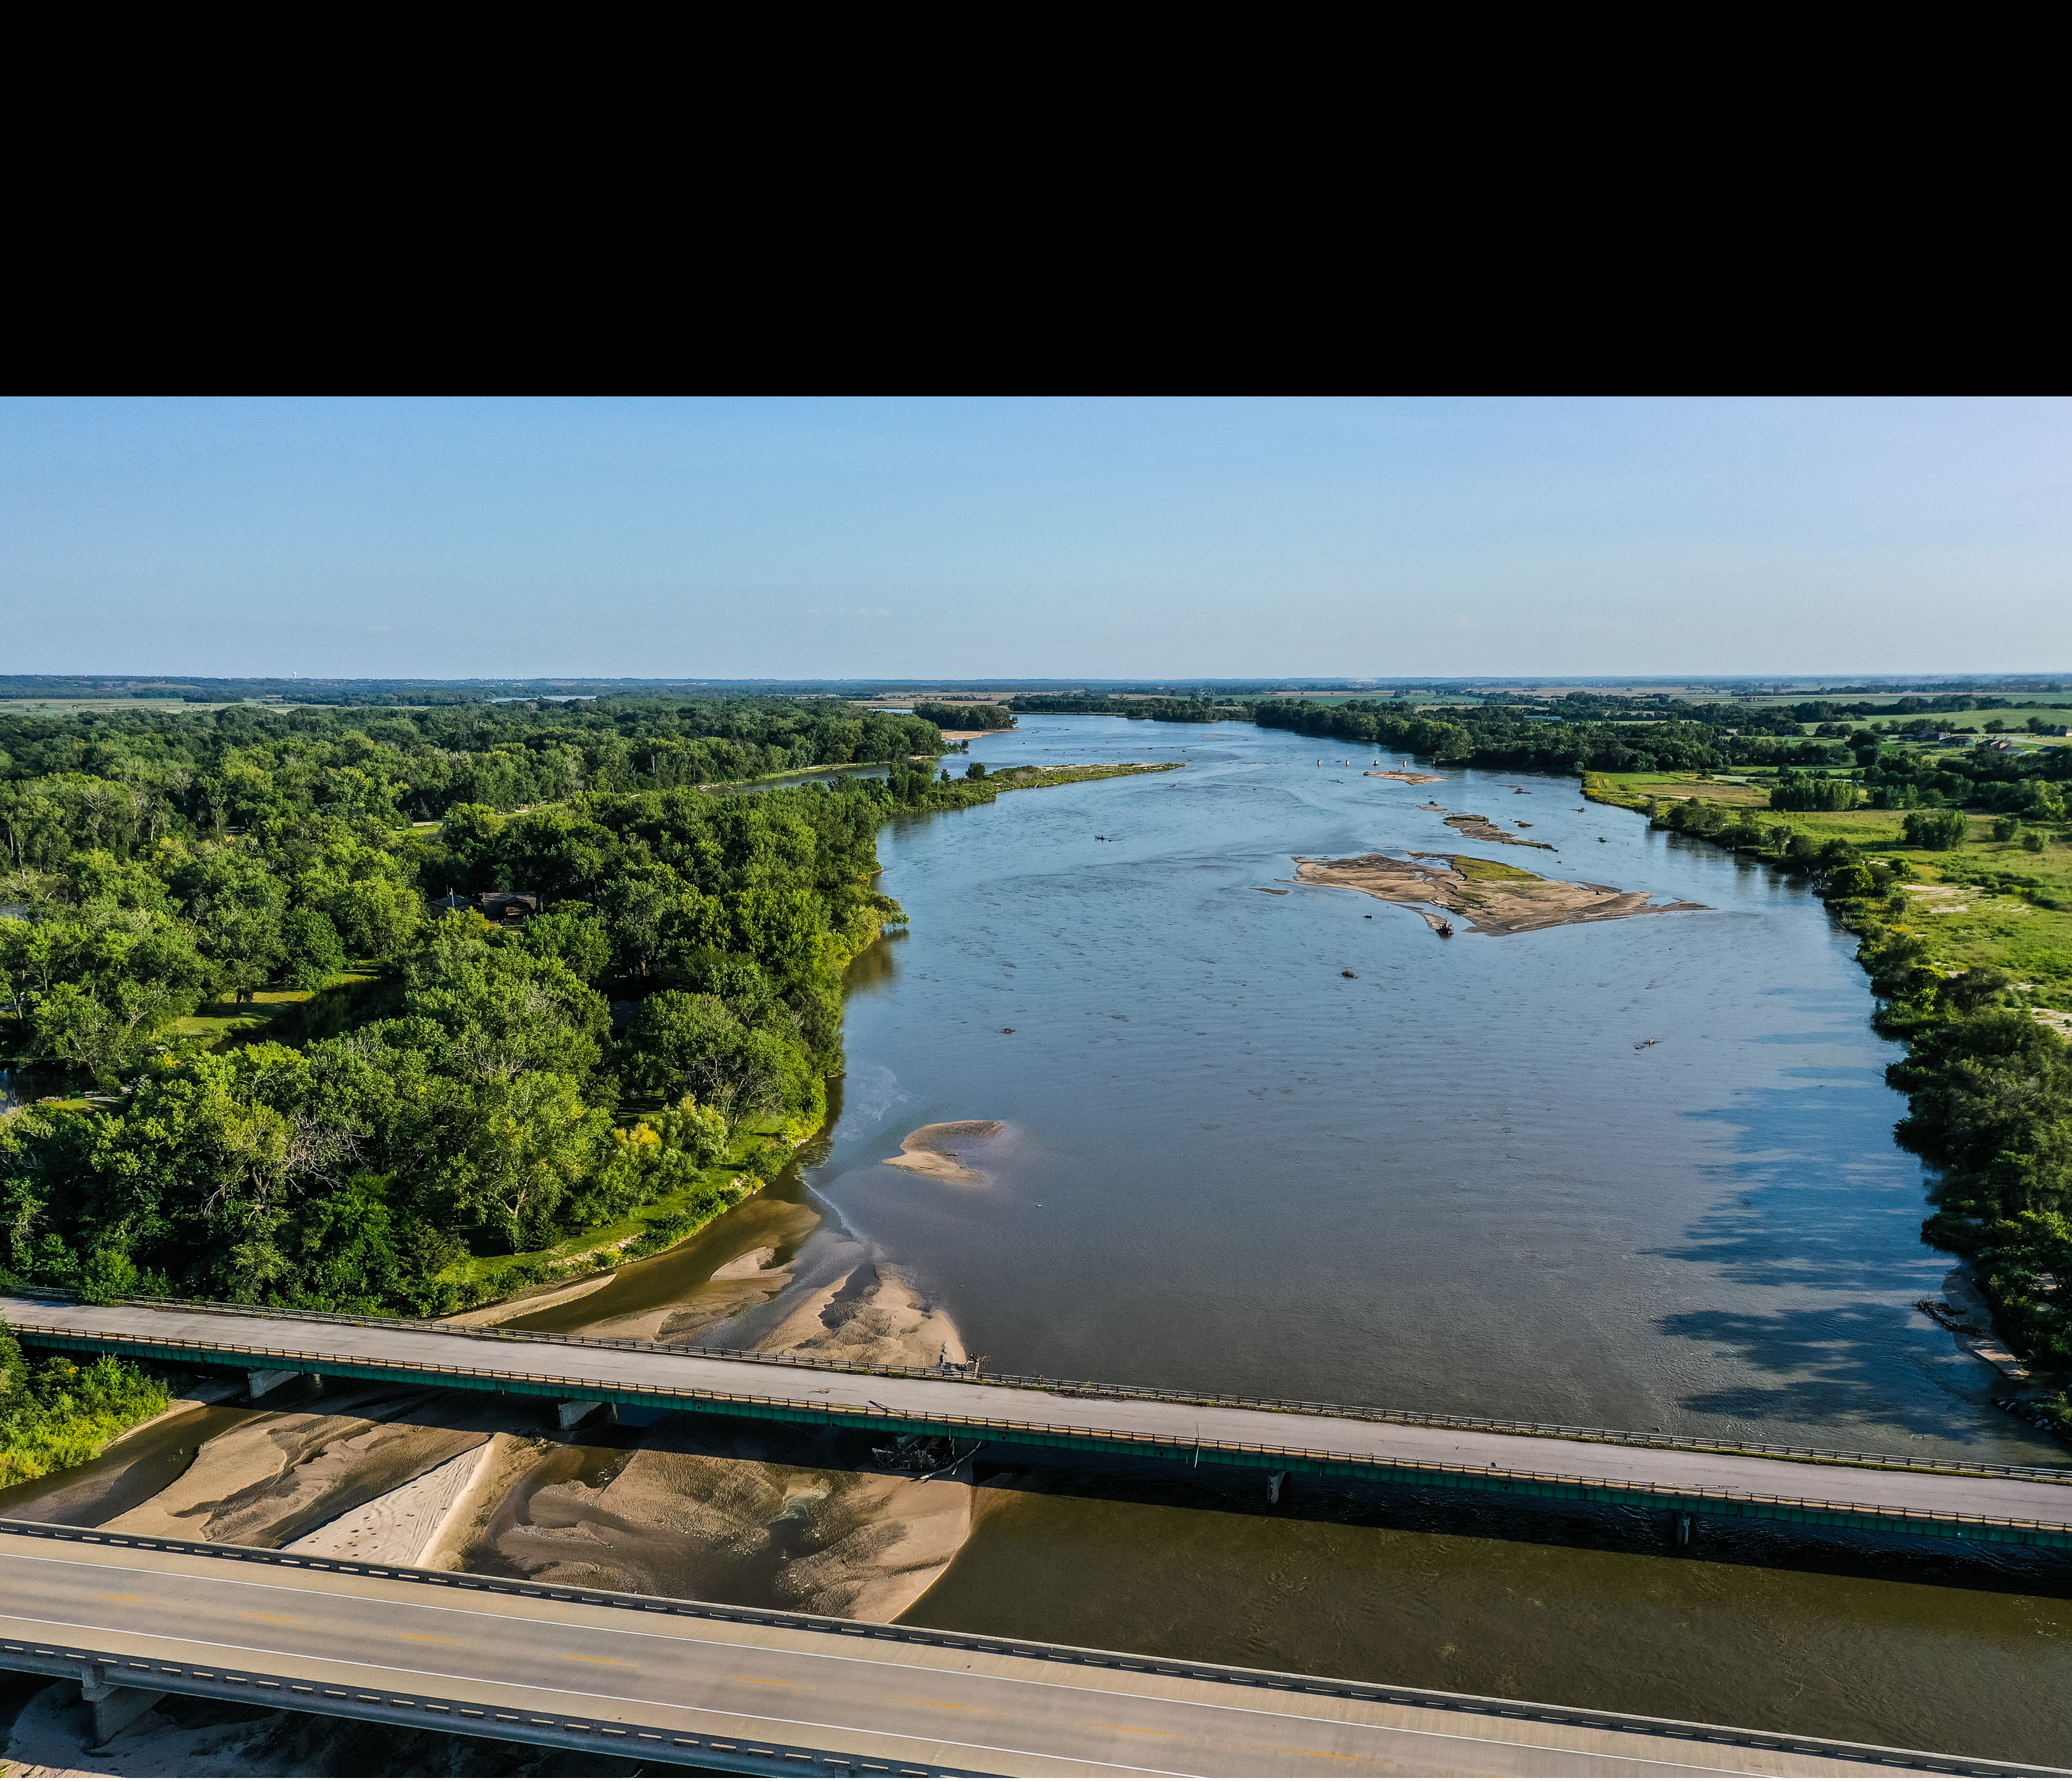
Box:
[0,1321,174,1485]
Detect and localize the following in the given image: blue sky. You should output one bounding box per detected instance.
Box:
[4,396,2068,680]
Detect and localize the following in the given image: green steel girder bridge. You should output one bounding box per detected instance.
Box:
[6,1294,2071,1551]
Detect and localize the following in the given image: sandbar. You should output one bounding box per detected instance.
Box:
[1292,852,1709,937]
[1365,769,1444,785]
[1442,811,1554,849]
[882,1119,1004,1185]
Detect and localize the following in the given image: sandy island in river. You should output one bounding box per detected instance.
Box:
[1293,851,1709,937]
[882,1120,1004,1185]
[1366,769,1445,785]
[1441,811,1554,848]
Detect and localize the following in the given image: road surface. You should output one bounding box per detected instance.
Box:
[2,1526,2056,1777]
[7,1297,2069,1548]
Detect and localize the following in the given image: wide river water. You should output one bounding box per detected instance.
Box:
[770,715,2072,1763]
[513,716,2072,1763]
[826,716,2052,1456]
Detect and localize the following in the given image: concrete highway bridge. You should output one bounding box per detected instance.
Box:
[7,1295,2072,1552]
[2,1519,2064,1777]
[5,1296,2072,1774]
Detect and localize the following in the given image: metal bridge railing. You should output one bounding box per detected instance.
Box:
[9,1287,2070,1486]
[13,1319,2072,1539]
[0,1516,2061,1776]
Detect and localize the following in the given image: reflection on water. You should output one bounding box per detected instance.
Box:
[909,1471,2072,1768]
[0,1063,84,1114]
[808,717,2061,1465]
[805,715,2072,1762]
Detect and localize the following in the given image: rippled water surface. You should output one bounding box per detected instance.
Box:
[773,716,2071,1765]
[811,716,2054,1460]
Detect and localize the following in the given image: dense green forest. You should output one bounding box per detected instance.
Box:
[0,699,995,1316]
[1255,696,2072,816]
[909,702,1015,731]
[1009,696,1249,722]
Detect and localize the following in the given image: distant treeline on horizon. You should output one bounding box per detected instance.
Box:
[4,673,2070,709]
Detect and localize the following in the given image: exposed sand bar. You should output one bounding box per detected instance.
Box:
[882,1120,1004,1186]
[1365,769,1444,785]
[285,1440,494,1566]
[1441,811,1553,848]
[1292,852,1709,937]
[100,1389,493,1548]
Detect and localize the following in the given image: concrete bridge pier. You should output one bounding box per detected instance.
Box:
[247,1368,321,1400]
[555,1399,615,1431]
[80,1667,165,1743]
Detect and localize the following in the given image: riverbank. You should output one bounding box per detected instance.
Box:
[0,1338,180,1487]
[432,1111,803,1312]
[1581,770,2072,1442]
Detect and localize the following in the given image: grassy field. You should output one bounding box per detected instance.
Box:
[1888,705,2072,742]
[1585,770,1777,807]
[167,972,383,1041]
[1585,776,2072,1004]
[991,761,1185,789]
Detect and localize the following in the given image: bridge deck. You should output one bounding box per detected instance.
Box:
[2,1525,2058,1777]
[7,1297,2071,1547]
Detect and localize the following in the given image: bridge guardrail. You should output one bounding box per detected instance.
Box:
[8,1289,2070,1486]
[2,1516,2061,1777]
[11,1319,2072,1539]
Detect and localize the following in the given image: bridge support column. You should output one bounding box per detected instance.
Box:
[555,1399,614,1431]
[80,1670,164,1744]
[247,1368,320,1400]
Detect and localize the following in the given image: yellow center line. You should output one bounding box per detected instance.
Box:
[1279,1752,1379,1765]
[401,1635,456,1644]
[1079,1722,1171,1736]
[96,1594,144,1602]
[562,1655,632,1666]
[899,1697,982,1711]
[244,1614,296,1622]
[735,1677,807,1687]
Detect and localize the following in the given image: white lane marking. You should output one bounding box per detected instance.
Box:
[0,1556,1871,1775]
[10,1603,1769,1778]
[0,1608,1179,1778]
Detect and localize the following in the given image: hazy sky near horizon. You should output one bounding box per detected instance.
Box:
[5,396,2068,681]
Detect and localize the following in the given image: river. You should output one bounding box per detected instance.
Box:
[504,716,2072,1763]
[812,715,2054,1455]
